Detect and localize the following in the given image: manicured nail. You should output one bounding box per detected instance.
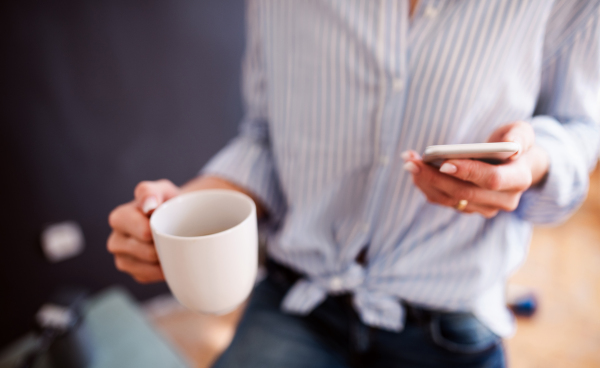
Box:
[401,151,421,161]
[142,196,159,214]
[439,163,458,174]
[403,161,420,174]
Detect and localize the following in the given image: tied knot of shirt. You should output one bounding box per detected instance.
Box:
[281,263,405,331]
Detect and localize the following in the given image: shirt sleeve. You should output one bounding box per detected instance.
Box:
[516,3,600,224]
[201,1,285,219]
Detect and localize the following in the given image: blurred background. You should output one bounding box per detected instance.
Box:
[0,0,243,362]
[0,1,598,367]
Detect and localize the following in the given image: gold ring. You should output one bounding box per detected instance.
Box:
[454,199,468,211]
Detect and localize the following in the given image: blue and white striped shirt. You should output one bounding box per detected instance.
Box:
[203,0,600,337]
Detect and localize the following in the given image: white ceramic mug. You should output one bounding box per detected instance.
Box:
[150,189,258,314]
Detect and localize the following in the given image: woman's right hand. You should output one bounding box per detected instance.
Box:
[107,179,180,283]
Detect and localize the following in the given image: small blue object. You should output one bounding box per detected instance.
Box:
[508,294,538,317]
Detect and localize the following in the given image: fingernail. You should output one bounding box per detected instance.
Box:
[142,196,159,214]
[439,163,457,174]
[401,151,422,161]
[403,161,420,174]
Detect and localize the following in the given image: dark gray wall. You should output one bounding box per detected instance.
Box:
[0,0,245,347]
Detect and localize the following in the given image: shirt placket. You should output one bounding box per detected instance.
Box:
[354,0,410,255]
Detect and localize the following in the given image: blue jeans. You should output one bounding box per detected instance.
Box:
[213,271,505,368]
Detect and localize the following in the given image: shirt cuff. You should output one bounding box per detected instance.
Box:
[201,135,285,219]
[516,116,589,224]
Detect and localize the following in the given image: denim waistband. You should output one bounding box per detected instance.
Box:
[266,258,438,326]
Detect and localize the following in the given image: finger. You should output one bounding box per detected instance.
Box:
[438,159,532,192]
[431,163,522,210]
[107,231,159,263]
[134,179,180,215]
[108,202,153,242]
[411,173,502,217]
[410,160,521,210]
[114,255,164,284]
[487,121,535,160]
[457,200,501,218]
[411,175,455,207]
[401,149,422,161]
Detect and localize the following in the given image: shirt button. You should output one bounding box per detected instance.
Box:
[329,277,343,291]
[424,5,439,19]
[392,78,404,91]
[379,155,390,165]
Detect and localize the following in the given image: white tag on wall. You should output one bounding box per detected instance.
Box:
[41,221,85,262]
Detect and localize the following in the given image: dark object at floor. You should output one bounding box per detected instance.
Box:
[508,294,538,317]
[0,287,190,368]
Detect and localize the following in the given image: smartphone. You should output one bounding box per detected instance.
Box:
[422,142,520,166]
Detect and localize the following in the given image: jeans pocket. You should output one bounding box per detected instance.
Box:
[429,312,500,354]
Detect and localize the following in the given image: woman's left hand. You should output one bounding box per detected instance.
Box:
[402,121,550,218]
